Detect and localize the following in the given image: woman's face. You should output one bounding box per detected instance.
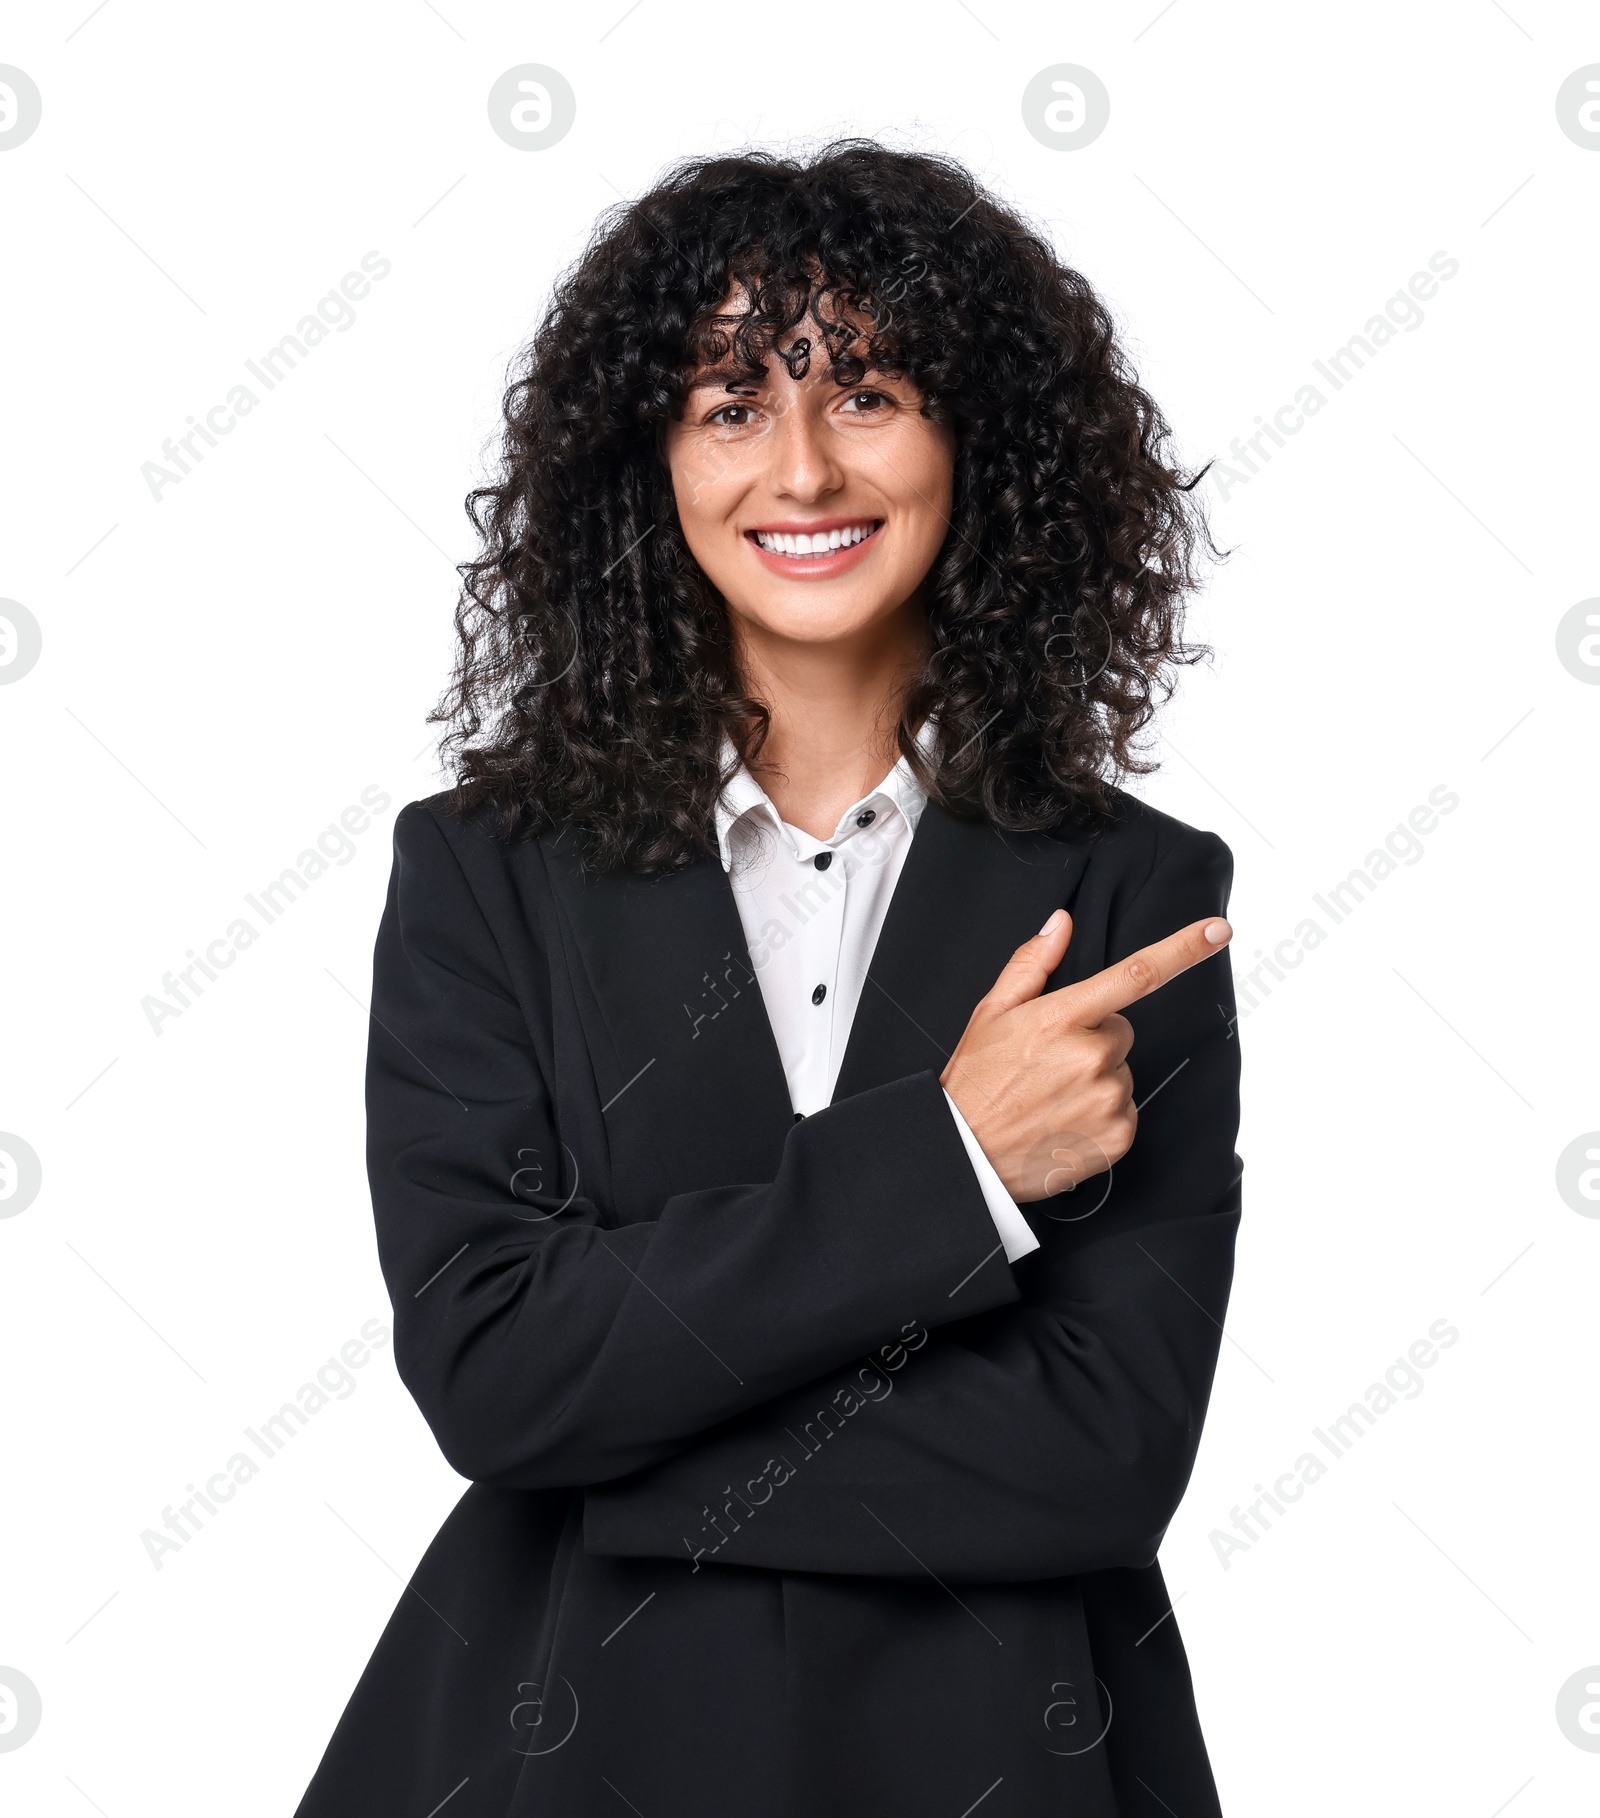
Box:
[663,300,956,656]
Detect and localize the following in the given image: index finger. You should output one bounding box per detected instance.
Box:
[1052,917,1232,1025]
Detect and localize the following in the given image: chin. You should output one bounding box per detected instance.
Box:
[737,596,891,645]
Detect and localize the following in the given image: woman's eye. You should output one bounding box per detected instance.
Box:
[707,403,757,428]
[840,389,890,414]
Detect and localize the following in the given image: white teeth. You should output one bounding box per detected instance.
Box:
[754,523,876,556]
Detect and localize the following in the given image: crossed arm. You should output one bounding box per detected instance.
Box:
[369,804,1239,1580]
[585,830,1243,1582]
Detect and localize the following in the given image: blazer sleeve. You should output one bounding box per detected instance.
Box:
[365,802,1021,1492]
[582,826,1242,1583]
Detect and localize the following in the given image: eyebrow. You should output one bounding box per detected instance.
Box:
[685,366,764,394]
[683,360,895,395]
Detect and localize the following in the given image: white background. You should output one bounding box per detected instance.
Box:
[2,2,1597,1812]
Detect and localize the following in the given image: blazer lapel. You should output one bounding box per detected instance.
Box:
[831,803,1094,1102]
[537,834,799,1205]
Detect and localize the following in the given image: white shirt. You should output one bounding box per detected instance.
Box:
[714,737,1040,1265]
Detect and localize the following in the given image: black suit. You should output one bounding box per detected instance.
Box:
[294,787,1241,1817]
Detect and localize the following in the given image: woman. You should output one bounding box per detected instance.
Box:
[296,141,1241,1817]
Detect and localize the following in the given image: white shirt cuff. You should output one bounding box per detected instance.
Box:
[942,1089,1040,1263]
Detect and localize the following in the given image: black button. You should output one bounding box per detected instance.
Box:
[811,983,827,1005]
[856,809,876,827]
[793,1111,805,1123]
[814,851,832,871]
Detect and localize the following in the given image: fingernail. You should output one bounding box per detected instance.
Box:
[1039,908,1065,936]
[1204,918,1232,945]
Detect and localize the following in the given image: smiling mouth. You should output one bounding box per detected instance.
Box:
[747,519,882,558]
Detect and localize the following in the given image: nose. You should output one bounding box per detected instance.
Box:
[765,390,844,504]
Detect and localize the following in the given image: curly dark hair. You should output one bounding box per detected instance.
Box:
[432,138,1219,872]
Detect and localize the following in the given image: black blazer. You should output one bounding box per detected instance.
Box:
[295,787,1241,1818]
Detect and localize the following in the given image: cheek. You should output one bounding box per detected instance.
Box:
[666,444,742,571]
[881,422,954,544]
[665,435,714,527]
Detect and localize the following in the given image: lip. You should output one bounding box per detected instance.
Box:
[744,517,883,580]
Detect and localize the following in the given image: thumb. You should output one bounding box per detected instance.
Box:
[981,908,1073,1017]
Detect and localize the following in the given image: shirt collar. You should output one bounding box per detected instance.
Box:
[713,720,938,872]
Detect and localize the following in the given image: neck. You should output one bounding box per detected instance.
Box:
[734,601,928,840]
